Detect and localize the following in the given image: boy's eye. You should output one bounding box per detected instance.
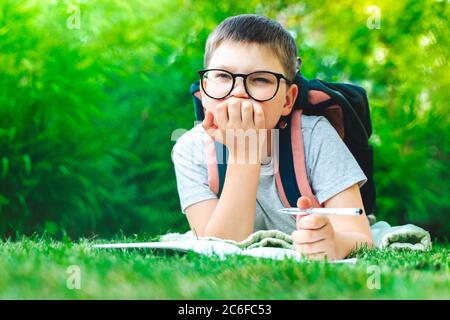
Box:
[248,72,277,85]
[253,77,271,83]
[250,77,274,85]
[216,73,232,79]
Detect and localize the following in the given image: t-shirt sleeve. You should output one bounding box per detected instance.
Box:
[306,116,368,205]
[171,130,218,214]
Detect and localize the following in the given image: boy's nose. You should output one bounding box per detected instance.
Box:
[230,77,249,99]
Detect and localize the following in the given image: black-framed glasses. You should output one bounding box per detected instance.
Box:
[198,69,292,102]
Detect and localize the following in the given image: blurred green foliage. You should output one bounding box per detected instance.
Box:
[0,0,448,239]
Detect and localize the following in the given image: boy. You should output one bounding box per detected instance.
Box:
[172,14,373,260]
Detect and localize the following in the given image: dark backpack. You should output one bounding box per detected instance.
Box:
[189,72,376,216]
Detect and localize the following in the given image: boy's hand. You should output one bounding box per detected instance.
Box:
[202,98,266,164]
[291,196,337,261]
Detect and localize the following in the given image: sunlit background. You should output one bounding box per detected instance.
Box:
[0,0,448,240]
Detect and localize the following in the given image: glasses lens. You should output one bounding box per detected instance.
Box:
[202,70,233,99]
[246,72,278,101]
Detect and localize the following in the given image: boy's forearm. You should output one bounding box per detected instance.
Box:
[334,231,374,259]
[204,162,260,242]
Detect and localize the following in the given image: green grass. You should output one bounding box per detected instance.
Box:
[0,236,448,299]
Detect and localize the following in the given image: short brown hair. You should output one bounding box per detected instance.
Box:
[204,14,299,81]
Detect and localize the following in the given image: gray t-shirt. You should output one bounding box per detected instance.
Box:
[171,115,368,235]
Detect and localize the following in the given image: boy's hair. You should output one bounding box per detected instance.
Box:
[204,14,299,82]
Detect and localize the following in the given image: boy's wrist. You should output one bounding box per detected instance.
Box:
[226,138,266,165]
[228,148,264,165]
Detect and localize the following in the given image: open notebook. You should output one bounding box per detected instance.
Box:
[93,239,357,264]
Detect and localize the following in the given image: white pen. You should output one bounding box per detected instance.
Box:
[277,208,363,216]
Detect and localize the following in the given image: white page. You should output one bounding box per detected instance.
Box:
[93,241,357,263]
[93,240,242,259]
[241,247,358,264]
[241,247,302,261]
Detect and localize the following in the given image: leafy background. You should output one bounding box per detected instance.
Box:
[0,0,448,240]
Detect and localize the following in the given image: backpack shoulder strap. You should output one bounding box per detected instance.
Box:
[288,109,322,208]
[204,136,227,197]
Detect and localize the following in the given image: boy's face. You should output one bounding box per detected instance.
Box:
[201,41,298,130]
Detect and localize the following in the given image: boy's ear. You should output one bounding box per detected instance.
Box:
[194,90,202,100]
[282,83,298,116]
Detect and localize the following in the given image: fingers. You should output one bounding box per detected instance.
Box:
[296,196,316,226]
[202,110,215,129]
[291,217,335,261]
[202,111,216,139]
[291,229,329,259]
[292,234,326,255]
[291,228,325,244]
[303,252,328,261]
[253,103,265,129]
[297,196,313,209]
[228,100,242,126]
[210,99,265,135]
[295,244,326,256]
[215,102,228,130]
[297,214,329,230]
[241,101,253,127]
